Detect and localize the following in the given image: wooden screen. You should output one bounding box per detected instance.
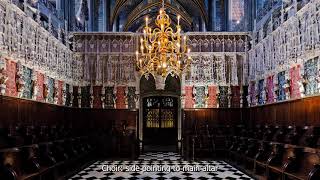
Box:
[143,96,178,146]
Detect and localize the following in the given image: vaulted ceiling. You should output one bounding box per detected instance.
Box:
[111,0,208,32]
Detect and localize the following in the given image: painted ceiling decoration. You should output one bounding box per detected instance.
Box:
[124,2,193,31]
[111,0,207,32]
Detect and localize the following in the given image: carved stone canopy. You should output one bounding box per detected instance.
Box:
[155,75,166,90]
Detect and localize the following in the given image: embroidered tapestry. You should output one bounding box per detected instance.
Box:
[81,86,90,108]
[127,87,137,109]
[304,58,318,96]
[22,67,32,99]
[277,71,286,101]
[47,77,54,103]
[93,86,102,108]
[242,86,249,107]
[5,60,17,96]
[258,79,265,105]
[207,86,217,108]
[36,72,44,101]
[104,87,115,109]
[249,81,256,106]
[230,86,240,107]
[194,86,206,108]
[266,76,274,103]
[218,86,229,108]
[57,81,63,105]
[290,65,301,99]
[116,86,126,109]
[184,86,194,108]
[65,84,71,106]
[72,86,79,107]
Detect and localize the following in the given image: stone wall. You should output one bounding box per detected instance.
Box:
[248,0,320,107]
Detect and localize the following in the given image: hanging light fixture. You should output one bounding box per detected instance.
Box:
[136,0,191,78]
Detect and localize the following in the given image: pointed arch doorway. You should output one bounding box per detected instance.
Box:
[139,74,181,152]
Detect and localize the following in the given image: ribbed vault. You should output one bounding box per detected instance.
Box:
[111,0,208,32]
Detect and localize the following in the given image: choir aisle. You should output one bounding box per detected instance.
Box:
[69,152,253,180]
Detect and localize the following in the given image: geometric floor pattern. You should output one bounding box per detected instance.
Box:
[69,152,254,180]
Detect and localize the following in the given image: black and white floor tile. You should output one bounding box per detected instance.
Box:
[69,152,253,180]
[138,152,182,161]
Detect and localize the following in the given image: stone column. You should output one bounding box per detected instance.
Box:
[198,17,203,32]
[56,0,63,19]
[105,0,111,31]
[88,0,94,31]
[116,16,120,32]
[207,0,212,31]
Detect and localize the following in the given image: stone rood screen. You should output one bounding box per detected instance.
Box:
[72,32,249,87]
[71,32,249,109]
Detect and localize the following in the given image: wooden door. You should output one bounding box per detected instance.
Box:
[143,96,178,146]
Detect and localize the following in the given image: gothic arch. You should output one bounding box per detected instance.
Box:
[164,74,181,95]
[139,74,156,95]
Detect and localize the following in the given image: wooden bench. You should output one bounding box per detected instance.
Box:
[271,126,288,143]
[284,126,304,145]
[263,125,278,141]
[267,145,301,179]
[253,125,264,140]
[299,126,319,148]
[284,149,320,180]
[228,136,241,162]
[243,139,259,170]
[0,128,12,149]
[254,142,273,175]
[0,134,95,180]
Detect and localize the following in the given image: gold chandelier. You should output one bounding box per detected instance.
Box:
[136,1,191,78]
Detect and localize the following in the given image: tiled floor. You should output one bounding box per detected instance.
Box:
[69,152,253,180]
